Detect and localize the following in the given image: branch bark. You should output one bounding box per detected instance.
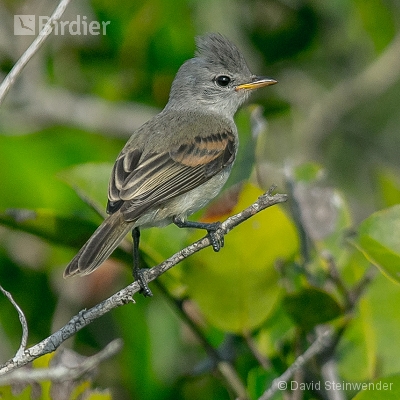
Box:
[258,328,333,400]
[0,0,73,105]
[0,339,122,385]
[0,286,28,358]
[0,187,287,376]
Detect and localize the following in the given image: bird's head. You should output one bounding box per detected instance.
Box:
[166,33,277,118]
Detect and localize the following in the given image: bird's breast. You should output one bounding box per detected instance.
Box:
[135,166,232,229]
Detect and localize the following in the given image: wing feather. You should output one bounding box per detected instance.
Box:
[107,129,236,221]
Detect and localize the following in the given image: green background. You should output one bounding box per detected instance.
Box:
[1,0,400,399]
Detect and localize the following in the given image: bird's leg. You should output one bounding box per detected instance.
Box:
[173,217,224,252]
[132,227,153,297]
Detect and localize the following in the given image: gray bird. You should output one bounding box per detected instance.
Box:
[64,33,277,296]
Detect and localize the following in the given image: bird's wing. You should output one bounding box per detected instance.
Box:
[107,130,236,221]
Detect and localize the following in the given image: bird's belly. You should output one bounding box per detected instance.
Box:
[135,167,232,228]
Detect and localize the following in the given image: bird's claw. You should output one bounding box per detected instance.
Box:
[134,268,153,297]
[207,222,224,252]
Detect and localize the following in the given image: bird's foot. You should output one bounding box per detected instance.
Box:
[173,218,224,252]
[134,268,153,297]
[205,221,224,252]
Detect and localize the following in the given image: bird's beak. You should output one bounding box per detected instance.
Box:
[235,76,278,91]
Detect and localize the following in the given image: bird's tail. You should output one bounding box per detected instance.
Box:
[64,211,134,278]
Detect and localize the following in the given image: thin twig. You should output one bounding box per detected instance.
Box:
[0,187,287,375]
[155,281,249,399]
[155,282,222,364]
[0,0,73,105]
[0,339,122,385]
[320,358,345,400]
[323,251,352,309]
[284,172,312,265]
[243,332,271,370]
[218,361,249,400]
[298,32,400,148]
[348,266,377,307]
[4,85,158,137]
[258,328,333,400]
[0,285,28,358]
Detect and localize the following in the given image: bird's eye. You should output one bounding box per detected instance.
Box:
[215,75,231,87]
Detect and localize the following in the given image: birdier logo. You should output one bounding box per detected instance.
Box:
[14,15,110,36]
[14,15,35,35]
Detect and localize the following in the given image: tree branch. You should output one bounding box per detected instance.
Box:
[155,281,249,399]
[0,339,122,385]
[0,0,73,105]
[258,328,333,400]
[299,31,400,147]
[0,187,287,375]
[11,85,158,137]
[0,285,28,359]
[243,332,271,370]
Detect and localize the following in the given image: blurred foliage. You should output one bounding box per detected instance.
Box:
[182,184,298,333]
[0,352,113,399]
[1,0,400,399]
[355,205,400,284]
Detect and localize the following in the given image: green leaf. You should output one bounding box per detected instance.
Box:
[337,296,376,381]
[32,352,53,368]
[0,208,99,249]
[182,183,298,333]
[356,205,400,284]
[283,287,343,330]
[113,300,167,399]
[0,128,122,211]
[247,367,282,400]
[58,162,113,214]
[375,167,400,208]
[338,273,400,381]
[353,0,396,53]
[351,375,400,399]
[256,307,295,358]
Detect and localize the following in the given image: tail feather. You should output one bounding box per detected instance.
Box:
[64,212,134,278]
